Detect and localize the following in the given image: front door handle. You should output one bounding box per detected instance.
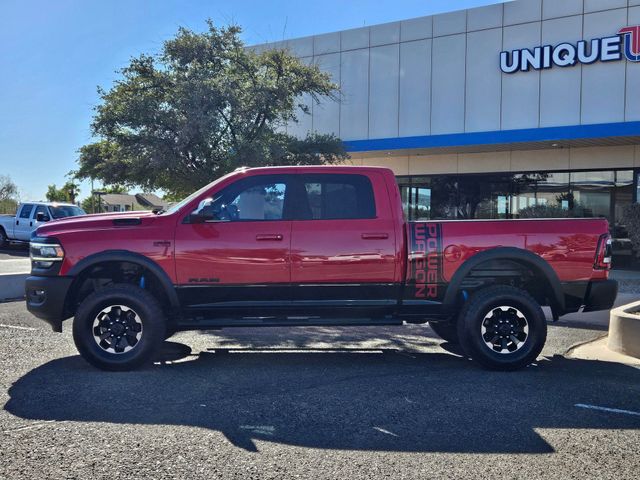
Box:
[16,220,19,226]
[256,234,283,241]
[361,233,389,240]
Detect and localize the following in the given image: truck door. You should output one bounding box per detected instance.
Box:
[174,174,294,310]
[14,204,35,241]
[289,172,398,307]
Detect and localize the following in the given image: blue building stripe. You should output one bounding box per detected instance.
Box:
[343,121,640,152]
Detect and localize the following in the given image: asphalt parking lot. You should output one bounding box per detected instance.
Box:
[1,299,639,480]
[0,247,29,275]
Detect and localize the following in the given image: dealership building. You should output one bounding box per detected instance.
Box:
[255,0,640,255]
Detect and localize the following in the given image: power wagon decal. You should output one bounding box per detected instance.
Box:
[408,222,445,300]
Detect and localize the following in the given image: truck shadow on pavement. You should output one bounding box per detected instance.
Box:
[4,344,640,454]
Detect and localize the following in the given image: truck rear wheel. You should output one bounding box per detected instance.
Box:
[428,321,459,344]
[456,285,547,371]
[72,284,166,371]
[0,228,6,248]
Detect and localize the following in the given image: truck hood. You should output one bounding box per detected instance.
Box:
[34,210,158,237]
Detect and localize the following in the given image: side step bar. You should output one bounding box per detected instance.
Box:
[176,316,404,329]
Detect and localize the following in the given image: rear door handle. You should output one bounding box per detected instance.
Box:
[361,233,389,240]
[256,234,283,241]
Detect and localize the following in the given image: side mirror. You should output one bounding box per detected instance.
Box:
[189,198,212,224]
[189,198,234,223]
[36,212,50,222]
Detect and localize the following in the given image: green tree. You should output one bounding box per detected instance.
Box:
[80,196,94,213]
[74,22,347,197]
[46,181,80,203]
[0,175,18,201]
[62,181,80,203]
[46,184,67,202]
[0,175,19,214]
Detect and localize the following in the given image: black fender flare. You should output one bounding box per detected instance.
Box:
[442,247,565,313]
[66,250,180,309]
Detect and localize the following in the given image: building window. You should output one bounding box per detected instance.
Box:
[397,169,635,234]
[400,181,431,221]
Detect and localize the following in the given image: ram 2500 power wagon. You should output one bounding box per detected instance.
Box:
[25,166,617,371]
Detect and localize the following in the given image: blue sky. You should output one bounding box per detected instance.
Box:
[0,0,506,201]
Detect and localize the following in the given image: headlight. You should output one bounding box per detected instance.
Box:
[30,242,64,268]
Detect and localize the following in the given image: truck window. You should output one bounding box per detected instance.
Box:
[19,204,34,219]
[50,205,85,219]
[230,183,286,220]
[34,205,49,221]
[209,175,291,221]
[298,174,375,220]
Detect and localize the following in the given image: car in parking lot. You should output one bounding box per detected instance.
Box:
[0,202,85,246]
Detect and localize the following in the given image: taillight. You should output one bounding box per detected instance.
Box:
[594,234,612,270]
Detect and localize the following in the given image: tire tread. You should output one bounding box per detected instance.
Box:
[72,284,166,371]
[457,285,547,371]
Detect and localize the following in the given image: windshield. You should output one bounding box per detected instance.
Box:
[50,205,86,219]
[162,171,240,215]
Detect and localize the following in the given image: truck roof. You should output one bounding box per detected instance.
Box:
[232,165,395,174]
[20,201,77,207]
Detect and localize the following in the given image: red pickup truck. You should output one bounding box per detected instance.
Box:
[26,166,617,371]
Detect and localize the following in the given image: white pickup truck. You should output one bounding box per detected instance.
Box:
[0,202,85,246]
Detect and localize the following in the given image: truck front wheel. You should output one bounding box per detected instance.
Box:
[456,285,547,371]
[72,284,166,371]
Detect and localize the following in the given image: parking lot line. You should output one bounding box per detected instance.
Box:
[0,323,36,331]
[575,403,640,417]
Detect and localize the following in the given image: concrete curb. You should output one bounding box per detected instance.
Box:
[567,336,640,366]
[608,300,640,359]
[0,273,27,302]
[564,333,608,358]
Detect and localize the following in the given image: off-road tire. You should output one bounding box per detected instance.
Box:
[73,284,166,371]
[0,228,7,248]
[457,285,547,371]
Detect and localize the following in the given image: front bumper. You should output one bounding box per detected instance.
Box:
[25,276,74,332]
[583,279,618,313]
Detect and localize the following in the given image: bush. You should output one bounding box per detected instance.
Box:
[518,204,571,218]
[622,204,640,258]
[0,199,17,215]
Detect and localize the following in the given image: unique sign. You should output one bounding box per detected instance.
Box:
[500,25,640,73]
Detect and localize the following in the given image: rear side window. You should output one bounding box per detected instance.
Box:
[19,204,34,219]
[298,174,376,220]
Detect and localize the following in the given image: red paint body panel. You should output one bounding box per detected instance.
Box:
[290,171,399,284]
[38,211,177,281]
[435,219,608,283]
[174,220,291,284]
